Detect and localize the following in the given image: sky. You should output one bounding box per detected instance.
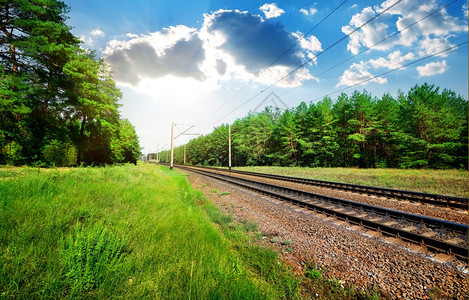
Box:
[63,0,468,154]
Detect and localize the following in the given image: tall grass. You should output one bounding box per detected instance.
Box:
[0,164,298,298]
[235,166,469,197]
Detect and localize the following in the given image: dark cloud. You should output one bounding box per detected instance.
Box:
[215,59,227,75]
[105,33,205,85]
[160,34,206,80]
[206,10,303,74]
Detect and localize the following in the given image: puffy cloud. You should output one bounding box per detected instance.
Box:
[215,59,227,76]
[91,28,105,37]
[417,36,454,58]
[417,60,448,77]
[336,50,414,87]
[342,0,467,55]
[293,32,322,53]
[79,34,93,46]
[300,7,317,16]
[80,28,105,47]
[104,28,206,86]
[367,50,415,69]
[104,9,319,88]
[342,6,391,54]
[259,3,285,19]
[337,0,466,88]
[336,62,387,87]
[204,10,301,74]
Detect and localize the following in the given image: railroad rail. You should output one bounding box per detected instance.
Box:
[170,164,468,261]
[184,165,468,210]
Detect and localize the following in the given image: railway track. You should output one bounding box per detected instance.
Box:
[169,164,468,261]
[187,165,468,210]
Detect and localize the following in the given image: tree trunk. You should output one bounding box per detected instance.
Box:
[76,114,86,165]
[2,3,19,72]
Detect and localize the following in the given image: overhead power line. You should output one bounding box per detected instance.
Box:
[203,0,403,132]
[315,0,458,77]
[255,0,349,80]
[205,0,349,117]
[310,40,468,102]
[279,0,459,98]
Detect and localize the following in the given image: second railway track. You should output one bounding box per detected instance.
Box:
[187,165,469,210]
[170,164,468,261]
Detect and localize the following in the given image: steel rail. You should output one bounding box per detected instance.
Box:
[174,164,468,261]
[185,165,468,209]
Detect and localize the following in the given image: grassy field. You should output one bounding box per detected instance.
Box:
[1,164,307,298]
[234,166,469,198]
[0,164,387,299]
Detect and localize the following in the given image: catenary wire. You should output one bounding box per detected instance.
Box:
[279,0,459,98]
[204,0,349,116]
[309,40,468,102]
[202,0,403,132]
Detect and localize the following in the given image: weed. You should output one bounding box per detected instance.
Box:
[306,268,322,280]
[60,223,128,295]
[254,231,263,241]
[210,189,219,193]
[240,220,258,232]
[428,286,443,299]
[219,192,230,196]
[282,240,292,245]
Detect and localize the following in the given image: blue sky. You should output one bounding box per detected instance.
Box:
[63,0,468,154]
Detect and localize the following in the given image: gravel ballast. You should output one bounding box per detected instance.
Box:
[185,171,468,299]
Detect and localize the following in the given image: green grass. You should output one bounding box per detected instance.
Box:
[0,164,385,299]
[0,164,302,299]
[234,166,469,198]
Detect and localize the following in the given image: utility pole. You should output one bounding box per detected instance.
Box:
[156,143,159,163]
[228,124,232,171]
[169,123,199,169]
[170,122,174,169]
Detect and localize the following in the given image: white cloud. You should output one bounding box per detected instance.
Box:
[259,3,285,19]
[337,50,414,88]
[342,0,467,55]
[416,60,448,77]
[367,50,415,69]
[104,27,206,86]
[336,63,387,87]
[126,33,139,38]
[300,7,317,16]
[200,9,315,87]
[91,28,105,37]
[341,6,390,55]
[79,34,93,46]
[104,9,318,90]
[417,36,454,58]
[292,31,322,64]
[337,0,466,88]
[80,28,106,47]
